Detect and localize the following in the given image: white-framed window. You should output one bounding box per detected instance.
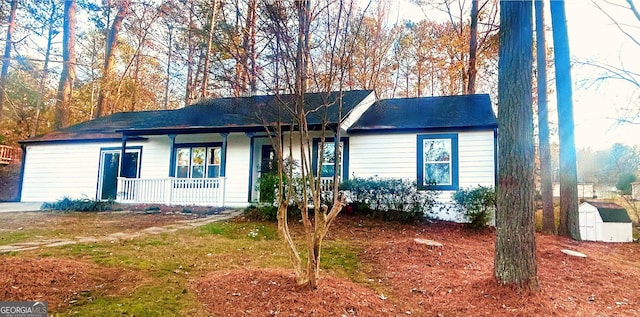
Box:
[175,145,221,178]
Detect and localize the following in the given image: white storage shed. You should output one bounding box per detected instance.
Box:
[578,201,633,243]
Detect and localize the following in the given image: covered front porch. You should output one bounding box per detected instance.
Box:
[116,177,226,206]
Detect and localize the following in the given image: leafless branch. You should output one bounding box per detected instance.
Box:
[592,0,640,47]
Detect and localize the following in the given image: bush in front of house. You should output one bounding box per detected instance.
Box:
[340,176,439,222]
[453,185,496,230]
[41,196,114,212]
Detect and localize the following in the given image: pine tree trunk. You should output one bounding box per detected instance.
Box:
[467,0,479,94]
[55,0,76,129]
[200,0,218,99]
[494,0,538,291]
[95,0,130,118]
[535,0,555,234]
[550,0,580,240]
[0,0,18,124]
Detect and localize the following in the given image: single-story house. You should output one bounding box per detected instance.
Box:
[18,90,497,221]
[579,201,633,242]
[552,182,595,199]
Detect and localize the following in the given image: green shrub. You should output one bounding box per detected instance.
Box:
[257,172,279,203]
[41,196,114,212]
[340,177,438,222]
[453,186,496,230]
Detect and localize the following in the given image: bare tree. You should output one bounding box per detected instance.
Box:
[258,0,367,289]
[535,0,555,234]
[551,0,580,240]
[200,0,219,99]
[494,0,538,291]
[584,0,640,122]
[467,0,479,94]
[0,0,18,124]
[94,0,131,118]
[54,0,76,129]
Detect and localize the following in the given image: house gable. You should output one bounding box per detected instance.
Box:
[348,94,497,133]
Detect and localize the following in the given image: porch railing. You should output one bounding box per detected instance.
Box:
[320,177,335,192]
[0,145,20,165]
[116,177,226,206]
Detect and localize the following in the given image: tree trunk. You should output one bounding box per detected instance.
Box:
[551,0,580,240]
[0,0,18,124]
[467,0,479,94]
[95,0,130,118]
[164,23,173,110]
[200,0,218,99]
[33,2,58,137]
[184,1,196,106]
[55,0,76,129]
[535,0,555,234]
[494,0,538,291]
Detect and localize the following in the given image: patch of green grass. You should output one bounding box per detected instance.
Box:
[200,221,277,240]
[0,230,38,245]
[321,242,364,280]
[61,281,200,317]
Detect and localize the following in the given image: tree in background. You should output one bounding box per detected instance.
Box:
[551,0,580,240]
[535,0,555,234]
[0,0,504,142]
[414,0,499,96]
[494,0,538,291]
[23,0,64,137]
[54,0,76,129]
[585,0,639,122]
[467,0,479,94]
[94,0,131,118]
[0,0,18,126]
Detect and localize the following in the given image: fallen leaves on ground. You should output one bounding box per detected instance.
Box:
[193,217,640,316]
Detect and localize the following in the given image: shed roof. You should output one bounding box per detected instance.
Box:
[585,201,632,223]
[21,90,374,144]
[348,94,496,133]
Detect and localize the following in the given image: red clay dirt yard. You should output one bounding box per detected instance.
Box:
[1,213,639,316]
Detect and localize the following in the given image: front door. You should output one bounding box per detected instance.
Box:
[98,149,140,200]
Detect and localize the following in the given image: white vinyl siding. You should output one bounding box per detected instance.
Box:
[349,133,416,179]
[21,133,253,207]
[139,136,171,178]
[224,134,250,207]
[457,131,495,188]
[22,142,120,202]
[349,130,495,190]
[349,130,495,222]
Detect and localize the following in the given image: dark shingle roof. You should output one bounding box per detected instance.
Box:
[21,90,374,143]
[586,202,632,223]
[348,94,496,133]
